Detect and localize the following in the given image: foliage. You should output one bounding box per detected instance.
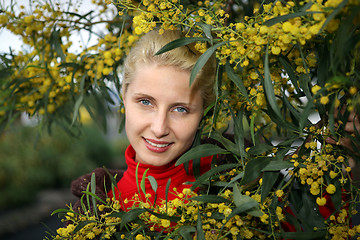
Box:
[0,124,116,208]
[1,0,360,239]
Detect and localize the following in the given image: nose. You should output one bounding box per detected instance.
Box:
[151,110,170,138]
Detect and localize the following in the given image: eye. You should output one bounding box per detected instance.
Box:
[174,106,188,113]
[140,99,151,106]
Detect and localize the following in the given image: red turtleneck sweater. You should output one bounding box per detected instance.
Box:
[107,145,213,210]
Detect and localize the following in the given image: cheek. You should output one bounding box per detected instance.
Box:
[124,108,140,135]
[175,117,201,142]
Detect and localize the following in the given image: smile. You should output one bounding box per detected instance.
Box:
[145,139,171,148]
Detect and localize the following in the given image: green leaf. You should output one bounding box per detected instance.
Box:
[281,90,301,123]
[298,187,326,230]
[141,168,149,196]
[264,11,321,27]
[264,45,282,119]
[220,171,244,190]
[178,226,196,240]
[247,143,273,155]
[73,220,97,234]
[105,211,125,219]
[135,163,143,202]
[155,37,210,55]
[196,22,214,43]
[148,175,158,193]
[118,113,126,133]
[225,104,247,167]
[261,171,280,203]
[190,163,240,191]
[225,62,249,101]
[190,41,227,86]
[230,201,263,220]
[50,28,66,62]
[279,56,301,95]
[299,97,314,133]
[250,114,256,145]
[298,74,312,100]
[176,144,228,166]
[81,191,107,205]
[165,178,171,213]
[233,183,262,217]
[209,131,239,155]
[189,195,231,203]
[145,209,181,222]
[319,0,348,33]
[90,173,98,218]
[120,208,147,229]
[277,231,326,239]
[71,94,84,125]
[262,161,294,171]
[51,208,76,216]
[240,157,269,185]
[196,210,205,240]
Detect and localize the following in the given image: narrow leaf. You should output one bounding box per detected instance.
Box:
[178,226,196,240]
[71,94,84,125]
[262,160,295,171]
[190,41,227,86]
[261,171,280,203]
[264,45,282,119]
[73,220,97,234]
[148,175,158,193]
[189,195,231,203]
[264,11,322,26]
[190,163,240,191]
[240,157,269,185]
[196,210,205,240]
[165,178,171,213]
[155,37,210,55]
[176,144,228,166]
[90,173,98,218]
[140,168,149,196]
[319,0,348,33]
[225,62,249,101]
[120,208,147,229]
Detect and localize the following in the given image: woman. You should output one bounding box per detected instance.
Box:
[71,29,217,212]
[70,29,359,236]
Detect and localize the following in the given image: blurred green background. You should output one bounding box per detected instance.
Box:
[0,122,128,210]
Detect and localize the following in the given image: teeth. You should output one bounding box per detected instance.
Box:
[145,139,170,148]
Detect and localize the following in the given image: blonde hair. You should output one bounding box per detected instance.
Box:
[123,29,216,108]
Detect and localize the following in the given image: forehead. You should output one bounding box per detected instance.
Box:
[126,64,203,104]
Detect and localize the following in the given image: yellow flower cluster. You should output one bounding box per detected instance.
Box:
[291,125,352,196]
[0,0,129,119]
[54,202,121,239]
[55,187,278,239]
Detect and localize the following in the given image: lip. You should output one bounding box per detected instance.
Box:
[143,137,173,153]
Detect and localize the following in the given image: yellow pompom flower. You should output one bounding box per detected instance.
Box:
[316,197,327,206]
[320,96,329,105]
[0,15,8,25]
[161,219,171,228]
[326,184,336,194]
[329,171,338,179]
[102,67,112,75]
[275,189,284,198]
[349,86,357,95]
[282,22,292,32]
[136,234,145,240]
[311,85,321,95]
[271,46,281,55]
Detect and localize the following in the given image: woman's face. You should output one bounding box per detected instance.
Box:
[123,64,204,166]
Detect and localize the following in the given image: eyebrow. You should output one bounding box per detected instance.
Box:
[132,93,197,109]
